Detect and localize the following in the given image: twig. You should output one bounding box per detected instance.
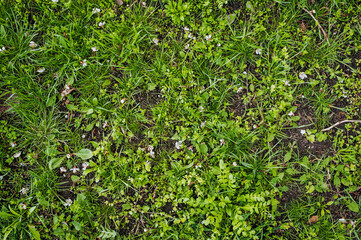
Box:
[302,7,330,47]
[321,120,361,132]
[128,0,138,8]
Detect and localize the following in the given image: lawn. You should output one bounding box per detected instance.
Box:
[1,0,361,239]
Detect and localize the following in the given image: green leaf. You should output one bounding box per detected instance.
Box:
[46,95,56,107]
[49,157,64,170]
[45,146,60,157]
[28,225,41,240]
[347,201,359,213]
[284,152,292,162]
[122,203,132,210]
[219,159,225,170]
[200,143,208,154]
[72,221,81,231]
[85,122,95,132]
[74,149,93,160]
[66,104,78,111]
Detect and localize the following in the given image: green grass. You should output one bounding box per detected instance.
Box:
[1,0,361,239]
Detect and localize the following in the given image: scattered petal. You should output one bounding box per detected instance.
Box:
[92,8,100,14]
[29,41,37,48]
[20,187,29,195]
[175,141,183,150]
[64,199,72,207]
[288,111,294,117]
[153,38,159,45]
[81,59,87,67]
[82,162,89,171]
[37,67,45,73]
[98,22,105,28]
[205,35,212,41]
[299,72,307,80]
[338,218,347,224]
[60,167,67,173]
[71,166,80,174]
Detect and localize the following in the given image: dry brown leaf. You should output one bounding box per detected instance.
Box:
[116,0,123,5]
[308,215,318,224]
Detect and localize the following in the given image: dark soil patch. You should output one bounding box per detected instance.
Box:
[133,88,163,109]
[281,100,335,158]
[57,173,75,200]
[0,92,11,118]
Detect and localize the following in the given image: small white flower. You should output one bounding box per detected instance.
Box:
[10,142,16,148]
[92,8,100,14]
[201,220,205,224]
[29,41,37,48]
[149,151,155,158]
[141,1,146,7]
[146,160,151,165]
[37,67,45,73]
[253,124,258,129]
[65,114,68,119]
[184,43,189,50]
[205,35,212,41]
[82,162,89,170]
[220,139,225,146]
[184,27,190,31]
[20,203,27,209]
[1,46,5,53]
[217,43,221,47]
[98,22,105,28]
[232,162,237,166]
[312,9,316,13]
[299,72,307,80]
[256,48,262,55]
[300,129,306,135]
[243,71,247,75]
[82,134,86,138]
[195,163,202,169]
[283,80,290,86]
[350,220,356,226]
[153,38,159,45]
[144,228,148,232]
[64,199,73,207]
[66,154,71,159]
[338,218,347,223]
[60,167,67,173]
[120,98,126,103]
[52,0,58,3]
[102,120,108,128]
[237,87,243,93]
[200,121,206,128]
[188,33,193,39]
[199,106,205,112]
[13,152,21,158]
[71,166,80,174]
[148,145,154,151]
[91,47,97,52]
[175,141,182,150]
[188,146,193,152]
[288,111,294,117]
[81,59,87,67]
[301,95,305,98]
[20,187,29,195]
